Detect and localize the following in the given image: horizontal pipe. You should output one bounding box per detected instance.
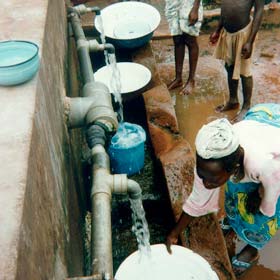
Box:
[71,4,101,16]
[88,40,115,54]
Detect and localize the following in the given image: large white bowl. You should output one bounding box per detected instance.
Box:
[94,62,151,95]
[115,244,219,280]
[94,1,161,48]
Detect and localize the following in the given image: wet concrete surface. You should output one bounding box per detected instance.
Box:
[151,28,280,279]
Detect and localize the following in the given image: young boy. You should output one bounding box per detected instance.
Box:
[165,0,203,95]
[210,0,264,122]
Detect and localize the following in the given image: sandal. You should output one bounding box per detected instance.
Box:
[231,254,259,277]
[219,217,232,235]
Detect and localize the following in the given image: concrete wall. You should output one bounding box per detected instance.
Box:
[0,1,86,279]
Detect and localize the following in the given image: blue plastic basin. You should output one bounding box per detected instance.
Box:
[108,122,146,175]
[0,40,40,86]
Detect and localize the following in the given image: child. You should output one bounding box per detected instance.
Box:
[165,0,203,95]
[166,103,280,277]
[210,0,264,122]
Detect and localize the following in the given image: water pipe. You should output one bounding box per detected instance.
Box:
[71,4,101,16]
[68,10,115,84]
[90,144,142,280]
[66,9,118,130]
[66,8,143,280]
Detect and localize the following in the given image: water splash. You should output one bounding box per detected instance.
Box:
[95,15,109,65]
[95,14,123,121]
[130,198,151,261]
[108,53,123,122]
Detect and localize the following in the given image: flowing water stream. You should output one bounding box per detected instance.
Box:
[130,198,152,260]
[95,15,123,121]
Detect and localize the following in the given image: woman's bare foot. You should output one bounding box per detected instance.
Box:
[216,101,239,112]
[167,78,183,90]
[180,79,195,95]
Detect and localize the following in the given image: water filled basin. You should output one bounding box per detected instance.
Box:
[115,244,219,280]
[94,62,151,96]
[94,1,161,48]
[0,40,40,86]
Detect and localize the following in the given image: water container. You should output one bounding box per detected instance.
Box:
[108,122,146,176]
[115,244,219,280]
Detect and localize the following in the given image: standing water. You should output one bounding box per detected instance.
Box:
[95,15,123,121]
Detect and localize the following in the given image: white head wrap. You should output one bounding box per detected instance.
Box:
[195,118,239,159]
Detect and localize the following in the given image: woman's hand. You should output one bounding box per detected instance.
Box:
[166,229,180,254]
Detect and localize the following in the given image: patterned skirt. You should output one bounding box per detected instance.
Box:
[225,103,280,249]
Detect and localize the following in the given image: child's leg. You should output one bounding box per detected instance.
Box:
[240,75,253,115]
[231,75,253,122]
[168,35,185,90]
[181,33,199,95]
[216,64,239,112]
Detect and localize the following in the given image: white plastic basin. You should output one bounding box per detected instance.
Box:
[94,62,151,95]
[115,244,219,280]
[94,1,161,48]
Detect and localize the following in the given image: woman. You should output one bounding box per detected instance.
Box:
[166,103,280,277]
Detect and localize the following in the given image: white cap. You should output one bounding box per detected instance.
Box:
[195,118,239,159]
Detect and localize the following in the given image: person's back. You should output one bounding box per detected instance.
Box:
[221,0,255,33]
[234,119,280,155]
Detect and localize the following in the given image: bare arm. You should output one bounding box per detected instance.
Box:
[242,0,264,58]
[248,0,264,44]
[166,211,194,253]
[188,0,201,26]
[209,17,223,45]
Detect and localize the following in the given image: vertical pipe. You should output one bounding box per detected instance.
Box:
[69,13,94,84]
[91,145,113,279]
[91,193,113,279]
[77,47,95,84]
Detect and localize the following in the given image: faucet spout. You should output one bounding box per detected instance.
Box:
[71,4,101,16]
[88,40,115,54]
[127,179,142,200]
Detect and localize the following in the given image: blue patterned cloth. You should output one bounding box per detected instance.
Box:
[225,103,280,249]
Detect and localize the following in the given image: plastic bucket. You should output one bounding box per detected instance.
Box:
[115,244,219,280]
[108,122,146,176]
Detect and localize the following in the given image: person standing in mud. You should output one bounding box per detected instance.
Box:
[166,103,280,277]
[165,0,203,95]
[209,0,264,122]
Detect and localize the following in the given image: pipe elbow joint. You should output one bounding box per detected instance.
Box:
[104,43,115,54]
[127,179,142,200]
[91,6,101,15]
